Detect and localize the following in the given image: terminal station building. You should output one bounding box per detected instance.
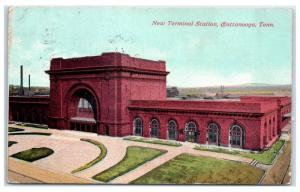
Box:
[9,52,291,151]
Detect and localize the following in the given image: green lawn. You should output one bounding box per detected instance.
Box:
[8,132,51,136]
[131,154,264,184]
[124,136,182,147]
[71,138,107,173]
[238,140,285,164]
[11,147,54,162]
[23,123,48,129]
[93,146,167,182]
[8,127,24,132]
[8,141,18,147]
[194,140,285,165]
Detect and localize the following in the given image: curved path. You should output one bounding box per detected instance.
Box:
[8,125,253,184]
[9,132,100,174]
[74,136,129,179]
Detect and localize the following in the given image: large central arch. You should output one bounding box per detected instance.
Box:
[64,84,100,133]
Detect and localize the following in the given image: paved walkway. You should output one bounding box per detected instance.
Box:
[9,132,100,174]
[8,158,94,184]
[8,124,253,184]
[75,136,129,179]
[8,170,42,184]
[110,148,181,184]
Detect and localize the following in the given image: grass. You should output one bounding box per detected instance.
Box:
[71,138,107,173]
[8,141,18,147]
[238,140,285,164]
[131,153,265,184]
[11,147,54,162]
[194,140,285,165]
[23,123,48,129]
[123,136,182,147]
[92,146,167,182]
[262,141,291,184]
[8,127,24,132]
[8,132,51,136]
[194,146,241,155]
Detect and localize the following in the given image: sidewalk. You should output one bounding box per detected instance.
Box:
[8,158,95,184]
[8,125,254,184]
[110,149,182,184]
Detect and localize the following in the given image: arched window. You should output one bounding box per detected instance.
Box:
[168,120,177,140]
[264,122,267,145]
[230,125,244,148]
[185,121,199,143]
[150,119,160,138]
[78,98,93,112]
[207,123,220,145]
[134,118,143,136]
[273,117,276,136]
[268,119,272,140]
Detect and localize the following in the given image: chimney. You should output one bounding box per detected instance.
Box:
[19,65,24,96]
[28,74,31,91]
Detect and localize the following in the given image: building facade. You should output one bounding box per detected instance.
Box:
[9,52,291,150]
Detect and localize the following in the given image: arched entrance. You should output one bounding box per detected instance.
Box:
[185,121,199,143]
[229,124,245,148]
[207,123,220,146]
[67,88,99,133]
[133,117,143,136]
[150,118,160,138]
[168,120,178,140]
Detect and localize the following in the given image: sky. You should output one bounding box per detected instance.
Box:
[8,7,293,87]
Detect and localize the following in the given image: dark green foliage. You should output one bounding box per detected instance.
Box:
[11,147,54,162]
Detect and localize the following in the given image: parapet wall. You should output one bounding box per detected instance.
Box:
[48,52,166,73]
[241,96,291,105]
[129,99,278,114]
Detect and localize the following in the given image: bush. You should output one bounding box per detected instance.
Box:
[23,123,48,129]
[124,137,182,147]
[8,127,24,132]
[8,141,18,147]
[8,132,51,136]
[71,138,107,173]
[11,147,54,162]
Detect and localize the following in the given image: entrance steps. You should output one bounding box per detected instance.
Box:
[249,159,258,166]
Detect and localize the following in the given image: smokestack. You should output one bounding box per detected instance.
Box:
[28,74,31,91]
[19,65,24,96]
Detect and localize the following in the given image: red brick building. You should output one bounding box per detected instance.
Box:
[9,52,291,150]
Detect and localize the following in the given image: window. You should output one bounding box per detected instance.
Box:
[208,123,219,145]
[150,119,160,138]
[185,121,198,143]
[230,125,243,148]
[134,118,143,136]
[168,120,177,140]
[273,117,276,136]
[78,98,93,112]
[185,121,197,132]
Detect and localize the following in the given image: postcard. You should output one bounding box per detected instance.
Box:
[7,7,292,185]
